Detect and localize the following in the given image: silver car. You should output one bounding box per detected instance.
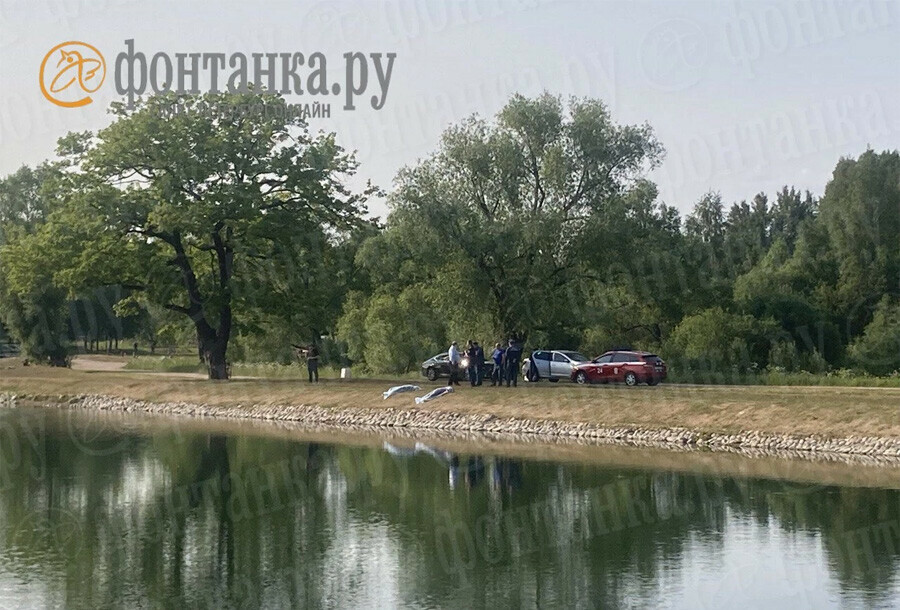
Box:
[522,350,590,382]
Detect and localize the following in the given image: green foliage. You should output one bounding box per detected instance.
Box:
[848,298,900,376]
[23,90,371,378]
[338,287,444,374]
[387,92,663,342]
[0,274,70,365]
[2,88,900,381]
[666,307,778,373]
[0,170,72,365]
[819,150,900,317]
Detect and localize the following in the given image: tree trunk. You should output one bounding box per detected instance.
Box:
[206,341,228,380]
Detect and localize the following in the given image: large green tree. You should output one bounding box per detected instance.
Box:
[48,91,372,378]
[819,150,900,324]
[0,164,73,364]
[382,93,663,342]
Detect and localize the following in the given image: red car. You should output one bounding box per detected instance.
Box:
[570,350,667,386]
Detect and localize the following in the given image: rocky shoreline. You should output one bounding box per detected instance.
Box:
[3,392,900,462]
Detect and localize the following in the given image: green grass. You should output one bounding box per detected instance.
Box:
[667,368,900,388]
[124,355,900,388]
[3,359,900,440]
[124,356,422,382]
[124,356,204,374]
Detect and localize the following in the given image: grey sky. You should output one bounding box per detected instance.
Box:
[1,0,898,218]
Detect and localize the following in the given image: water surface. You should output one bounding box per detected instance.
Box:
[0,407,898,608]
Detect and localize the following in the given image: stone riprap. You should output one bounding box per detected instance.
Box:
[3,392,898,462]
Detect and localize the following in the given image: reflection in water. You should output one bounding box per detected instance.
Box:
[0,408,897,608]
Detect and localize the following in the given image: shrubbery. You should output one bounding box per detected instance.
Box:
[849,298,900,376]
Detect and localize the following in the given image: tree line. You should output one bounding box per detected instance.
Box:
[0,91,898,379]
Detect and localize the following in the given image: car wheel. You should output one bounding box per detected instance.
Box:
[624,372,638,386]
[647,378,659,386]
[426,367,438,381]
[575,371,589,385]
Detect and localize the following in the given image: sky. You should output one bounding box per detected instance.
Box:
[1,0,898,218]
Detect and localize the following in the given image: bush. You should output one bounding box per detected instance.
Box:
[338,287,445,374]
[0,279,71,366]
[848,298,900,376]
[665,307,777,375]
[768,339,799,372]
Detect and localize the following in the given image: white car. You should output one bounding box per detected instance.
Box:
[522,350,590,382]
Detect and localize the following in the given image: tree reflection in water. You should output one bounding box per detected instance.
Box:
[0,408,897,608]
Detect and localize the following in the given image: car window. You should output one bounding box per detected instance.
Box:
[552,352,568,362]
[533,351,551,361]
[563,352,588,362]
[436,354,448,362]
[613,353,635,363]
[594,355,613,364]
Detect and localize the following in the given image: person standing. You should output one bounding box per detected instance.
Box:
[473,341,485,386]
[490,342,505,386]
[465,340,478,386]
[306,343,320,383]
[503,338,523,387]
[448,341,461,385]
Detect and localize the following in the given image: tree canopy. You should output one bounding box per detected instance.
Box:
[1,91,898,379]
[0,91,373,376]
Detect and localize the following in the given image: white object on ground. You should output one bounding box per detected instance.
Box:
[341,368,352,379]
[382,384,420,400]
[415,386,454,404]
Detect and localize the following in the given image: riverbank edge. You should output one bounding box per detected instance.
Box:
[3,391,899,460]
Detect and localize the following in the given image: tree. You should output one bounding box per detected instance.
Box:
[387,92,663,342]
[50,91,372,378]
[665,307,778,375]
[819,150,900,320]
[768,186,816,253]
[723,192,769,276]
[848,298,900,376]
[0,164,58,245]
[362,288,445,374]
[0,229,71,365]
[0,164,72,365]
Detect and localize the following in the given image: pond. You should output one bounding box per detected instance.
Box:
[0,406,897,608]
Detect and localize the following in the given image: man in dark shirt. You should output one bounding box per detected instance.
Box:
[502,338,523,387]
[465,340,478,386]
[306,343,319,383]
[473,341,485,386]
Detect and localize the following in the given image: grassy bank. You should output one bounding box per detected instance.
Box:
[123,355,420,381]
[2,357,899,440]
[667,368,900,388]
[122,355,900,388]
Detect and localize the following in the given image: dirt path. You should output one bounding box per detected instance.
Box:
[68,355,257,380]
[70,356,129,372]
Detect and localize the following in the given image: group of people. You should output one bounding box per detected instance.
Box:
[447,338,524,387]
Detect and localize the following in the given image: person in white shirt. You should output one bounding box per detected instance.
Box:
[447,341,461,385]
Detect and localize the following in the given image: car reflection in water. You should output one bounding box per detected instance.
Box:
[383,441,522,493]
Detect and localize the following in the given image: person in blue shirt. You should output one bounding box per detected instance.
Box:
[490,342,505,386]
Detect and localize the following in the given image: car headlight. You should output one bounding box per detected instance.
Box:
[460,357,469,368]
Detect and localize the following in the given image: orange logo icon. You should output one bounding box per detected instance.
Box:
[39,41,106,107]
